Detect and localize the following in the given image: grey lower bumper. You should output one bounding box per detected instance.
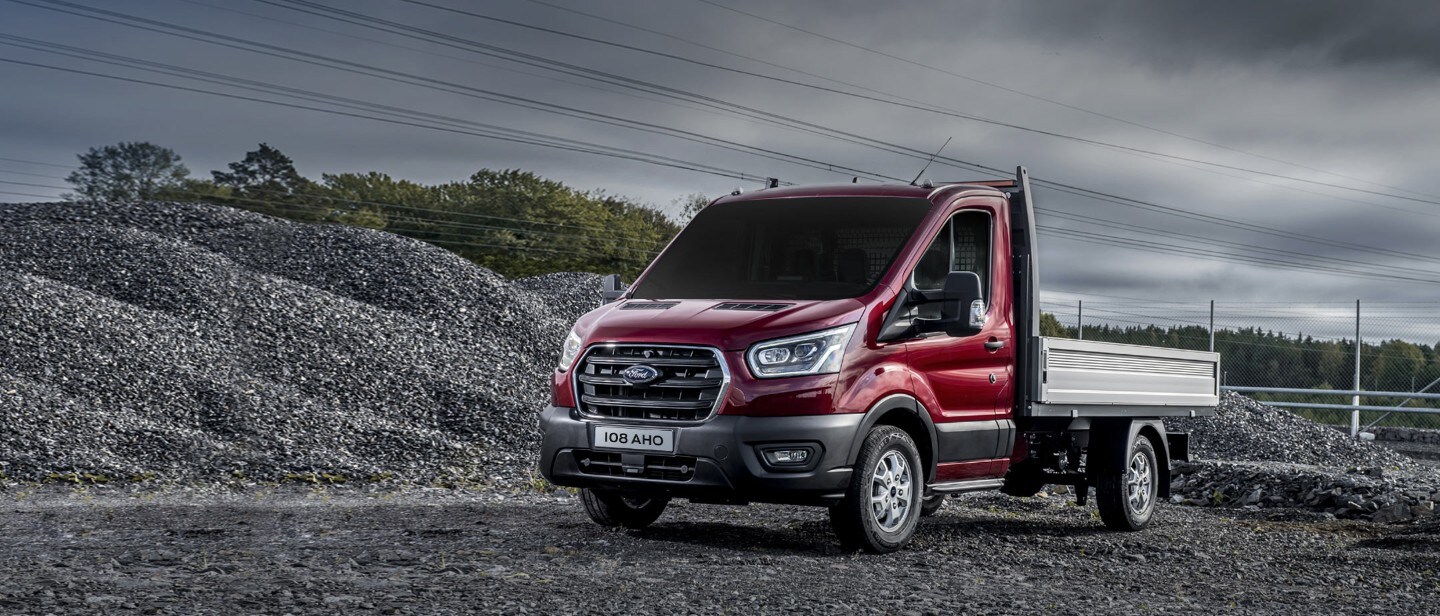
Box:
[537,406,863,505]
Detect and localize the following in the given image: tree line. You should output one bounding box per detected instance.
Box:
[62,141,693,279]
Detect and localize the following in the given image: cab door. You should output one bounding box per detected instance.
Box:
[904,207,1014,482]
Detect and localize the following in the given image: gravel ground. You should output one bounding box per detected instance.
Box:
[0,488,1434,615]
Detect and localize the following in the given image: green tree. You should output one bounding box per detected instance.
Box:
[212,143,319,219]
[1039,312,1070,337]
[672,192,710,223]
[65,142,190,202]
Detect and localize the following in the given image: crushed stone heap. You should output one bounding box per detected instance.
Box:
[0,201,600,487]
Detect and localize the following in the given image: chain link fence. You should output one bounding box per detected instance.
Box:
[1038,298,1440,431]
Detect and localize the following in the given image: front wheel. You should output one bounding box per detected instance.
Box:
[830,426,924,553]
[580,488,669,529]
[1095,437,1158,531]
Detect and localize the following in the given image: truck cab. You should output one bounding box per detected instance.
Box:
[538,167,1218,552]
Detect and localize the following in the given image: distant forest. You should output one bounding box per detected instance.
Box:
[60,141,692,279]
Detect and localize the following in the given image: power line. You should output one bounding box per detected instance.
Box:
[1031,181,1440,267]
[1038,227,1440,286]
[243,201,658,261]
[399,0,1440,209]
[0,152,671,253]
[11,0,1440,281]
[257,0,1440,266]
[0,56,776,187]
[6,38,1435,285]
[1,3,866,183]
[170,0,801,135]
[0,154,669,252]
[0,167,68,180]
[15,132,1435,283]
[0,34,816,189]
[0,179,69,191]
[0,190,60,200]
[688,0,1440,202]
[0,156,73,169]
[1037,206,1440,280]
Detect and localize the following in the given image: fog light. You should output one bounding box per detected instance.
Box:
[762,448,811,466]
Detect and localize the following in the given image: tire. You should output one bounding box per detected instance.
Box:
[920,493,946,517]
[1095,436,1158,531]
[579,488,669,530]
[830,426,924,553]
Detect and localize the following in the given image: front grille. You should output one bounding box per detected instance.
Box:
[575,450,698,481]
[574,345,727,422]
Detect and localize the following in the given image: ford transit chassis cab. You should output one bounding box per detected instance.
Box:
[539,167,1219,553]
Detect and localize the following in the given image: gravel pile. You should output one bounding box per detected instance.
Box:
[0,201,601,487]
[1168,392,1415,469]
[1166,393,1435,522]
[1171,461,1440,523]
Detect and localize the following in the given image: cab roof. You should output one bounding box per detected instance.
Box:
[712,181,1014,207]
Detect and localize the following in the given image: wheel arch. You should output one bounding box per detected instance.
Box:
[848,394,939,482]
[1088,418,1172,498]
[1134,422,1171,499]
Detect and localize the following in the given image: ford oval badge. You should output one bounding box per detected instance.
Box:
[621,364,661,386]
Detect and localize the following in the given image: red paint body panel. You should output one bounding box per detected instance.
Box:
[554,183,1019,480]
[935,461,994,482]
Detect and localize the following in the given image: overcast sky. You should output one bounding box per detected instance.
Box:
[3,0,1440,312]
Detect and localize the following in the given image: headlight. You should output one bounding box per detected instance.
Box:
[558,328,583,372]
[746,324,856,378]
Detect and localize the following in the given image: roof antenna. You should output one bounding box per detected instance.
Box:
[909,136,952,186]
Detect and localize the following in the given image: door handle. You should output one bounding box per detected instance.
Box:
[984,338,1006,351]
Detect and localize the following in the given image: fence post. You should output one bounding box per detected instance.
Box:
[1077,300,1083,340]
[1352,299,1361,437]
[1208,300,1215,352]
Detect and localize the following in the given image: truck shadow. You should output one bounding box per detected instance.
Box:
[634,520,839,555]
[917,516,1110,541]
[625,515,1107,555]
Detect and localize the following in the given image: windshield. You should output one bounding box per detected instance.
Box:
[631,197,932,301]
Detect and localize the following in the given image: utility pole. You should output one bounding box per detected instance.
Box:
[1208,300,1215,352]
[1352,299,1361,438]
[1077,300,1083,340]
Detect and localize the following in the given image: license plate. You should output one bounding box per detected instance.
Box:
[594,425,675,453]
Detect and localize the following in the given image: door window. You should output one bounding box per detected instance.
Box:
[912,211,991,301]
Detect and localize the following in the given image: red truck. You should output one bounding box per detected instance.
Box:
[539,167,1219,552]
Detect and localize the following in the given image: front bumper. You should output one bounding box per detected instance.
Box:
[537,406,862,505]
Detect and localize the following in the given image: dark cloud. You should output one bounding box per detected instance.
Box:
[975,0,1440,72]
[1,0,1437,303]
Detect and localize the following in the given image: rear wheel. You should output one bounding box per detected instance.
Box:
[580,488,669,529]
[1095,437,1158,531]
[830,426,924,553]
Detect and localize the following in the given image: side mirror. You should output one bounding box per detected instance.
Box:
[914,271,985,335]
[600,274,627,304]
